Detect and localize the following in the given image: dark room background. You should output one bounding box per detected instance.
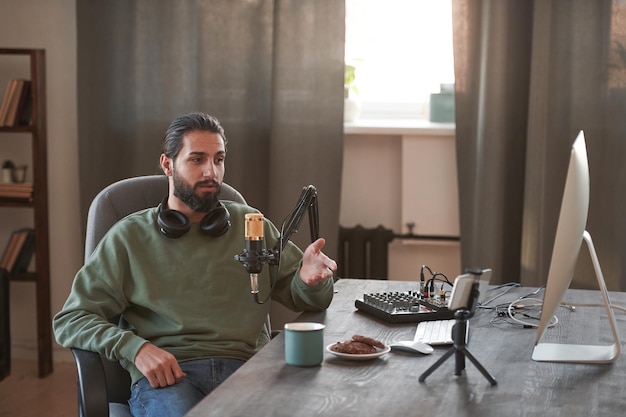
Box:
[76,0,345,258]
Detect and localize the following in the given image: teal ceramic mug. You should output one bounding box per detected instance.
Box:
[284,322,325,366]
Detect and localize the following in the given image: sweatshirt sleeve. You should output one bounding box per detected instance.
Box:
[53,231,148,363]
[265,223,334,312]
[290,269,334,311]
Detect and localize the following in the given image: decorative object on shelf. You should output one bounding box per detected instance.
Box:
[1,160,14,183]
[344,63,361,122]
[11,164,27,183]
[429,83,455,123]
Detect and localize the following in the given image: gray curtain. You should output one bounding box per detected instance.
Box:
[453,0,626,290]
[76,0,345,258]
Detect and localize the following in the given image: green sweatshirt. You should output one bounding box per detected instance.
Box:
[53,201,333,384]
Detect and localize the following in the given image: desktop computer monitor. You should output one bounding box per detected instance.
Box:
[531,131,620,363]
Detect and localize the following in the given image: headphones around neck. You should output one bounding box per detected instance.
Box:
[157,195,231,238]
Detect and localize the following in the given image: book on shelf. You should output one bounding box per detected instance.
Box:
[0,227,34,275]
[0,80,11,124]
[16,86,32,126]
[12,228,34,274]
[0,182,33,199]
[6,80,30,127]
[0,80,17,126]
[0,79,32,127]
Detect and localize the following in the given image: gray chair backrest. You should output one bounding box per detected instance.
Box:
[85,175,246,260]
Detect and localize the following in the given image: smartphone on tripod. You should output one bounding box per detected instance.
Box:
[448,273,475,310]
[448,268,493,311]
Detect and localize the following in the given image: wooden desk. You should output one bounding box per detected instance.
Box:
[185,279,626,417]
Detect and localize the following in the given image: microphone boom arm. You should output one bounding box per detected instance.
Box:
[269,185,319,265]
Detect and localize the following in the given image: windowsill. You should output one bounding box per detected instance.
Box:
[344,119,455,136]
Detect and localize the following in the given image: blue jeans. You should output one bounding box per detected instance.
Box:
[129,358,245,417]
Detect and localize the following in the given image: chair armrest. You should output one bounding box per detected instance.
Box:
[71,348,110,417]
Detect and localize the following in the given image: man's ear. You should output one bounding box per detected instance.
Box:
[160,154,173,176]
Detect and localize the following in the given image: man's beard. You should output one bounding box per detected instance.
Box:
[172,171,220,213]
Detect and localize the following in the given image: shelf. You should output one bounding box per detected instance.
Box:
[8,271,37,283]
[0,198,34,207]
[344,119,455,136]
[0,48,51,378]
[0,126,34,133]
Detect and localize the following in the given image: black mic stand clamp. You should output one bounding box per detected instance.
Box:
[418,269,497,386]
[234,247,276,295]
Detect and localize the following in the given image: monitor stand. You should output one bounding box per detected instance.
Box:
[532,230,621,363]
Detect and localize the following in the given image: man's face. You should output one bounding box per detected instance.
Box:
[171,130,226,213]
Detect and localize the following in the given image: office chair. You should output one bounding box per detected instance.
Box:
[71,175,246,417]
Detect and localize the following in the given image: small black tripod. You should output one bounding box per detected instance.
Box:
[418,271,497,385]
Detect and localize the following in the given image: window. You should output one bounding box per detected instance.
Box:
[345,0,455,121]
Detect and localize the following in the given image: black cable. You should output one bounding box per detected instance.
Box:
[420,265,453,298]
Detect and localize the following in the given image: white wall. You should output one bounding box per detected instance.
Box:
[0,0,81,362]
[272,131,462,329]
[340,131,461,283]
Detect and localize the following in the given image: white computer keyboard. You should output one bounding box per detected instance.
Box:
[414,319,456,345]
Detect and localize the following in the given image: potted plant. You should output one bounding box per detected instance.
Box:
[344,63,361,122]
[1,160,14,183]
[344,64,358,98]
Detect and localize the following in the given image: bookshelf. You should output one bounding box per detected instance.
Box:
[0,48,51,377]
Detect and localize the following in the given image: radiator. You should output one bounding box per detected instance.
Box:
[338,225,395,279]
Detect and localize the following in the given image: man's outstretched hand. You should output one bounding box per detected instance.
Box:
[299,238,338,286]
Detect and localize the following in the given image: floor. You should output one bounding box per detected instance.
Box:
[0,359,76,417]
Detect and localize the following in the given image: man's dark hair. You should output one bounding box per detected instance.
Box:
[161,112,228,159]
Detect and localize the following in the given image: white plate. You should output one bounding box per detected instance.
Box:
[326,343,391,361]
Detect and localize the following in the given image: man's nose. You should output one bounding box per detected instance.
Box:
[203,162,216,178]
